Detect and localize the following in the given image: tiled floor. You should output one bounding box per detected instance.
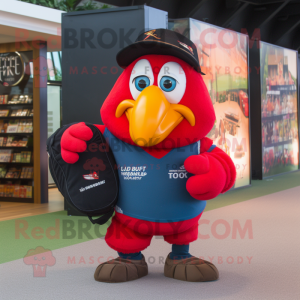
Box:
[1,186,300,300]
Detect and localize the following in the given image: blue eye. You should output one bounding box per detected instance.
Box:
[160,76,176,92]
[135,76,150,91]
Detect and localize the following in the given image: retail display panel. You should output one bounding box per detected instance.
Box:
[169,19,251,188]
[260,42,299,178]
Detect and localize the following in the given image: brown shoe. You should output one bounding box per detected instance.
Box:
[94,255,148,283]
[164,254,219,282]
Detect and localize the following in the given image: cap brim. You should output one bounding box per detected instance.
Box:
[116,40,205,75]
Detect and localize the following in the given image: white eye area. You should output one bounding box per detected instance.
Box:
[130,59,154,100]
[157,62,186,104]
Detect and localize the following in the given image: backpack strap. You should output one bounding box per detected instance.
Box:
[88,208,114,225]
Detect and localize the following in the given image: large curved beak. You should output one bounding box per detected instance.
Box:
[115,85,195,147]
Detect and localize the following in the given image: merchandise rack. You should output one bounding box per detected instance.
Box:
[0,95,34,201]
[0,42,48,204]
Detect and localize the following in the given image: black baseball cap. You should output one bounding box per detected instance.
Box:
[116,28,204,75]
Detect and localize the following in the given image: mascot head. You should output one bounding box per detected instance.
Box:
[101,29,215,148]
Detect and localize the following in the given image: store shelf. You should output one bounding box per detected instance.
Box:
[0,178,33,181]
[263,139,293,148]
[0,162,32,165]
[0,116,33,120]
[0,132,33,136]
[0,104,33,107]
[0,44,47,204]
[0,196,33,202]
[0,146,33,149]
[262,112,296,121]
[270,85,297,92]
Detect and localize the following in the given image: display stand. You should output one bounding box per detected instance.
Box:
[0,42,48,203]
[250,41,299,179]
[169,18,251,188]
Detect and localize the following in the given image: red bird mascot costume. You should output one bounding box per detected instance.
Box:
[61,29,236,283]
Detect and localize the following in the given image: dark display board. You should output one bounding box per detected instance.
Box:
[62,5,167,126]
[61,5,167,215]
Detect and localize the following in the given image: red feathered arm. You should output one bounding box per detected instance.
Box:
[184,137,236,200]
[61,122,106,164]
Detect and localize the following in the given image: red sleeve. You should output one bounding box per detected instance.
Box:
[209,147,236,193]
[94,124,106,134]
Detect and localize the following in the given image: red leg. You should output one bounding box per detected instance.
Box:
[164,223,199,245]
[105,215,153,254]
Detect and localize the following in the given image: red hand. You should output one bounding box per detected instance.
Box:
[61,122,93,164]
[184,154,227,200]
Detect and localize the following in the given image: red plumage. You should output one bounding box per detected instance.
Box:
[101,55,216,149]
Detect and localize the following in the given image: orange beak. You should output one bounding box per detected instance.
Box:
[115,85,195,147]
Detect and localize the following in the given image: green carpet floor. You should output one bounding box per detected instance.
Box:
[1,170,300,264]
[206,170,300,211]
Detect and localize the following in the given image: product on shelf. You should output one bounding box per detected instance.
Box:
[23,151,31,163]
[8,95,19,104]
[13,185,20,197]
[0,136,29,147]
[7,95,33,105]
[4,184,14,197]
[0,184,32,198]
[20,167,33,178]
[0,110,9,117]
[7,120,19,133]
[21,109,29,116]
[23,95,33,104]
[26,186,32,198]
[25,120,33,133]
[0,95,8,104]
[10,109,17,117]
[17,119,33,133]
[10,109,30,117]
[0,165,7,178]
[0,149,12,162]
[11,151,31,163]
[0,119,33,133]
[5,167,21,179]
[17,138,29,147]
[11,139,19,147]
[13,109,30,117]
[0,120,8,133]
[6,136,14,146]
[2,137,7,146]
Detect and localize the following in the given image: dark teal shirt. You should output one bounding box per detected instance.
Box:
[104,129,206,223]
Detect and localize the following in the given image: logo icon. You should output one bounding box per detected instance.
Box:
[83,157,106,180]
[143,30,161,40]
[0,52,26,87]
[168,165,188,179]
[23,246,56,277]
[178,41,194,54]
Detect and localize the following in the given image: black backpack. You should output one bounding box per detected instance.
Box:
[47,123,118,225]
